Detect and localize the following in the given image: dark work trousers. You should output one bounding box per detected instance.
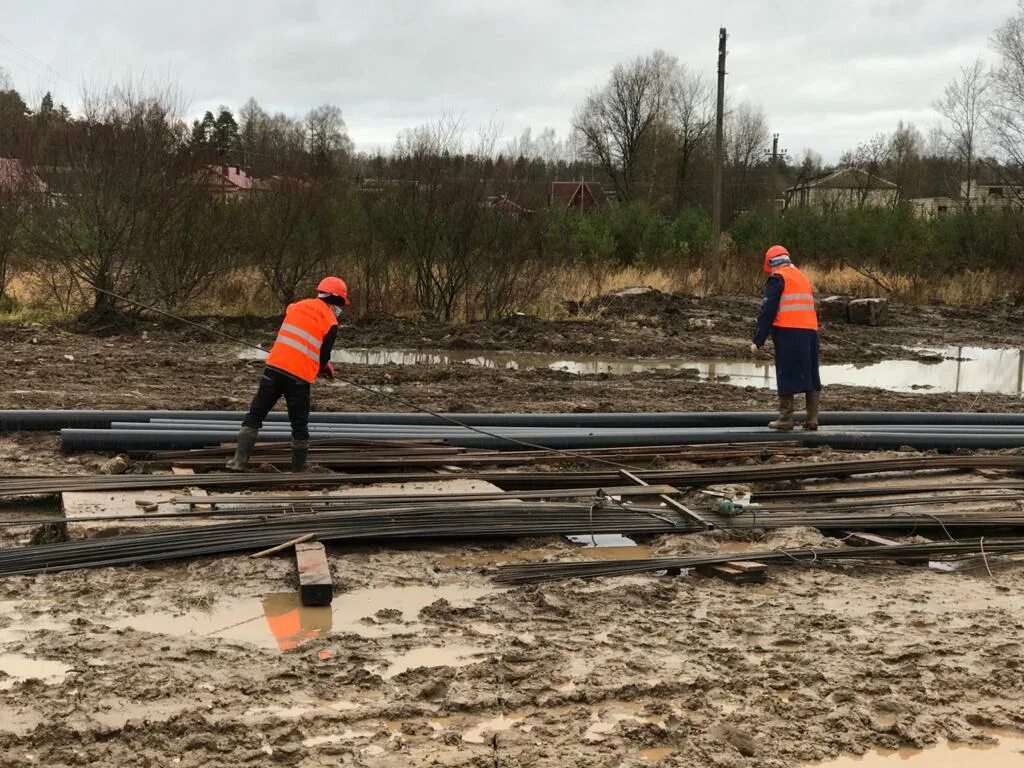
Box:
[241,367,311,440]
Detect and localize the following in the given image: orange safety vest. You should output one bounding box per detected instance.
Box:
[265,298,339,383]
[771,265,818,330]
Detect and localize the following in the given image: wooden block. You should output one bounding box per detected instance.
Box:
[171,467,195,475]
[295,541,333,607]
[699,561,768,584]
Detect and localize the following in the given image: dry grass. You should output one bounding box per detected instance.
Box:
[4,261,1021,326]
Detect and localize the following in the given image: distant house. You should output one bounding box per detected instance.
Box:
[785,167,899,212]
[549,181,610,211]
[960,178,1024,210]
[908,196,959,219]
[483,194,534,218]
[198,164,259,199]
[0,158,47,196]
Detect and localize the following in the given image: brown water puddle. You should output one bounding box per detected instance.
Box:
[639,747,676,762]
[382,643,486,678]
[583,701,666,743]
[242,344,1024,394]
[110,584,496,651]
[811,729,1024,767]
[0,653,71,690]
[460,712,525,744]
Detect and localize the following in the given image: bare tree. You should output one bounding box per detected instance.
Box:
[306,104,354,176]
[21,84,201,319]
[0,159,43,302]
[573,51,673,201]
[889,120,923,200]
[840,133,894,207]
[723,102,769,216]
[668,66,714,208]
[934,59,989,206]
[243,176,340,305]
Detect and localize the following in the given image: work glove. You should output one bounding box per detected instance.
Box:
[319,362,335,380]
[749,342,759,354]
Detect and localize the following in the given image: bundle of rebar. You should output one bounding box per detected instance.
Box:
[146,440,811,471]
[493,537,1024,584]
[0,501,697,577]
[2,454,1022,498]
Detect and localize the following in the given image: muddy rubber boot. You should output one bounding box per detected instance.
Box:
[291,440,310,473]
[802,390,821,431]
[225,426,258,471]
[768,395,796,431]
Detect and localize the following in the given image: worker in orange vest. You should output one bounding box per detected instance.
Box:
[226,277,349,472]
[750,245,821,431]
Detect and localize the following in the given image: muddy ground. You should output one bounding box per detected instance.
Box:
[2,293,1024,766]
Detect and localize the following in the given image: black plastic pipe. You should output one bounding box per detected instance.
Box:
[60,426,1024,452]
[7,408,1024,432]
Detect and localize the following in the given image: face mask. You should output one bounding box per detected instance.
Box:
[331,305,343,319]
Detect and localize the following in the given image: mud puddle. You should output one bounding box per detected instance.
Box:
[460,712,525,744]
[811,729,1024,767]
[242,344,1024,393]
[0,653,71,690]
[110,584,496,651]
[381,642,486,678]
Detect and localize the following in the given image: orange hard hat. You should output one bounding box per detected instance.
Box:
[763,245,791,273]
[317,276,349,305]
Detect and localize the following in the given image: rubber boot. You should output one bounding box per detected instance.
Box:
[291,439,310,473]
[802,390,821,431]
[225,426,258,471]
[768,395,796,431]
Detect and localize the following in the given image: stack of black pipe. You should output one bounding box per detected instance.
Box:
[3,409,1024,452]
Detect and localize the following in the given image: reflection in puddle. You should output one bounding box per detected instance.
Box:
[383,643,485,679]
[242,344,1024,394]
[111,584,496,651]
[569,533,639,548]
[461,713,524,744]
[0,653,71,690]
[584,701,665,743]
[810,729,1024,767]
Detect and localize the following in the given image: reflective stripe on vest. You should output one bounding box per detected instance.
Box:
[771,266,818,330]
[265,298,338,382]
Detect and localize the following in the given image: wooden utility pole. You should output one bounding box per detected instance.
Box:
[712,27,727,250]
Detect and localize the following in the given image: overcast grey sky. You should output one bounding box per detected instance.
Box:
[0,0,1014,161]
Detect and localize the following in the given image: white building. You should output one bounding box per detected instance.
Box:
[785,168,899,212]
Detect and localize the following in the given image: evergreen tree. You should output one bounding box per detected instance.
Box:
[212,107,240,160]
[39,92,54,116]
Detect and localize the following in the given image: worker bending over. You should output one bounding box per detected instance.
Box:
[227,276,349,472]
[750,245,821,431]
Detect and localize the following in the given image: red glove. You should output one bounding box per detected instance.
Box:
[320,362,335,380]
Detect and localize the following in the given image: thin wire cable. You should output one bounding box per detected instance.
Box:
[88,286,640,471]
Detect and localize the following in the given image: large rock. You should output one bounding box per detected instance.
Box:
[819,295,852,322]
[847,297,889,326]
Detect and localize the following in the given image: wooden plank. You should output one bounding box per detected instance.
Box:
[842,530,929,565]
[844,531,903,548]
[61,487,209,534]
[295,541,333,607]
[699,561,768,584]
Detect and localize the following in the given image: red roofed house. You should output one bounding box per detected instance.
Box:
[198,164,260,199]
[549,181,610,211]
